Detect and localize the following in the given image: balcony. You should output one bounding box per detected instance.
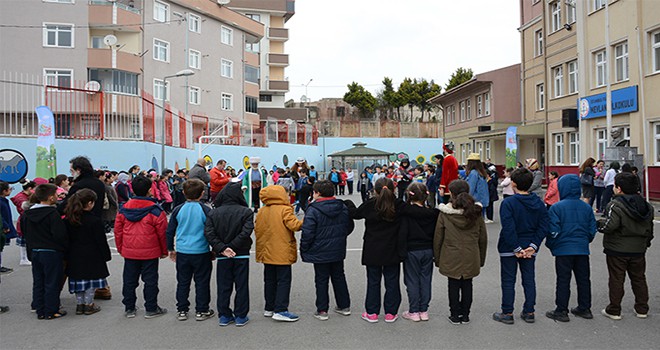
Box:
[268,80,289,92]
[88,48,141,74]
[88,1,141,32]
[267,53,289,67]
[268,28,289,41]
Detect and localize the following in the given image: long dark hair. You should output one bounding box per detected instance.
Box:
[466,159,488,178]
[374,177,396,222]
[64,188,97,226]
[448,179,481,221]
[579,157,596,173]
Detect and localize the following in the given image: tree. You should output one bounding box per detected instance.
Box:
[343,82,377,119]
[398,78,419,122]
[445,67,474,91]
[415,78,442,120]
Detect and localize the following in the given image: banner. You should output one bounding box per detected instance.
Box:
[35,106,57,179]
[505,126,518,169]
[578,85,638,120]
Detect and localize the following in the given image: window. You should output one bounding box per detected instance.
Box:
[535,29,543,56]
[460,144,467,164]
[245,96,258,113]
[245,41,260,53]
[566,0,576,23]
[221,59,233,78]
[43,23,73,47]
[555,133,564,165]
[550,1,561,33]
[336,106,346,117]
[245,13,261,22]
[614,42,629,82]
[188,13,201,33]
[653,30,660,73]
[44,69,72,88]
[476,142,483,158]
[221,26,233,46]
[569,132,580,165]
[153,79,169,100]
[89,69,138,95]
[466,142,472,155]
[568,60,578,94]
[450,105,456,124]
[484,141,491,160]
[188,49,201,69]
[466,99,471,120]
[536,83,545,110]
[624,126,631,140]
[91,36,104,49]
[153,0,169,22]
[259,94,272,102]
[245,65,259,84]
[596,128,607,160]
[593,0,605,11]
[595,49,607,87]
[655,123,660,164]
[221,93,233,110]
[477,95,482,117]
[553,65,564,97]
[188,86,200,105]
[459,101,466,122]
[484,93,490,116]
[153,39,169,62]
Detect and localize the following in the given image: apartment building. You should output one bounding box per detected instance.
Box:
[428,64,521,165]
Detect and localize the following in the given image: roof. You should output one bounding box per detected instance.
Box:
[328,142,394,157]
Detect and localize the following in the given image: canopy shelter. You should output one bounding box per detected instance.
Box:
[328,142,394,172]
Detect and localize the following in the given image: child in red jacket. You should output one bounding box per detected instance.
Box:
[544,171,560,208]
[114,175,168,319]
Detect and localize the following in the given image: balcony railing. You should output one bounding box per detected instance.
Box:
[268,27,289,41]
[267,53,289,66]
[267,80,289,91]
[89,0,140,14]
[88,49,142,74]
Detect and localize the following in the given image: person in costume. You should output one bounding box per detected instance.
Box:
[242,157,268,212]
[439,143,459,204]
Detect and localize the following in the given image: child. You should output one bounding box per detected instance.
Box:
[465,154,489,218]
[500,168,514,198]
[372,166,386,187]
[254,185,303,322]
[493,168,548,325]
[12,180,37,266]
[0,181,17,273]
[114,175,168,319]
[412,166,426,183]
[297,176,315,214]
[544,171,560,208]
[64,189,111,316]
[329,167,340,194]
[338,168,347,195]
[544,174,597,322]
[294,169,309,214]
[166,179,214,322]
[434,180,487,325]
[352,178,403,323]
[300,180,354,321]
[399,182,439,322]
[115,173,131,208]
[357,172,371,203]
[205,181,254,327]
[19,183,68,319]
[171,169,187,208]
[485,165,499,224]
[598,172,654,320]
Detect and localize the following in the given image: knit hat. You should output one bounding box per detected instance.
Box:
[467,153,481,161]
[526,158,539,170]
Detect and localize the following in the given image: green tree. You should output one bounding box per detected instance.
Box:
[398,78,420,122]
[445,67,474,91]
[415,78,442,120]
[343,82,377,119]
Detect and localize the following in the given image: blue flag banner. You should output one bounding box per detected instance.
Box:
[35,106,57,179]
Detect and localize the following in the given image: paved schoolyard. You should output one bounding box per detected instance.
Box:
[0,193,659,349]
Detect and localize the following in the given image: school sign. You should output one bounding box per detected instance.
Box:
[578,85,638,120]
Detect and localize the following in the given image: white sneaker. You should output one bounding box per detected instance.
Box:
[601,309,622,320]
[635,312,648,319]
[263,310,274,317]
[484,219,494,224]
[19,259,32,266]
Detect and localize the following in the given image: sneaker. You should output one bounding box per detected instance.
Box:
[361,312,378,323]
[460,315,470,324]
[263,310,274,317]
[333,307,351,316]
[219,315,235,326]
[235,316,250,326]
[19,259,31,266]
[492,312,514,324]
[545,310,569,322]
[384,313,398,323]
[402,311,421,322]
[484,219,494,224]
[570,308,593,319]
[125,309,137,318]
[314,311,329,321]
[601,309,622,320]
[419,311,430,321]
[76,304,85,315]
[84,303,101,315]
[448,315,462,325]
[144,307,167,319]
[0,306,8,314]
[177,311,188,321]
[520,312,535,323]
[635,311,648,319]
[272,311,299,322]
[195,309,215,321]
[0,267,13,274]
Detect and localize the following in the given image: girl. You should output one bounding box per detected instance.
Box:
[500,168,515,198]
[544,171,560,208]
[357,171,371,203]
[592,160,606,213]
[434,179,487,325]
[353,178,403,323]
[102,172,118,233]
[64,189,111,316]
[579,158,596,204]
[338,169,347,195]
[400,183,439,322]
[157,170,174,213]
[115,172,131,208]
[54,174,70,194]
[600,161,620,214]
[464,154,489,217]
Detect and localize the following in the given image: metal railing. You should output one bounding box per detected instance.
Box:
[89,0,140,14]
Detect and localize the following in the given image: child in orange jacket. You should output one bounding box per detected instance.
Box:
[544,171,560,208]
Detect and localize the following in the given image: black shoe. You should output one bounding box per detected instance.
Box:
[570,308,593,319]
[460,315,470,324]
[448,315,462,325]
[492,312,514,324]
[520,312,536,323]
[76,304,85,315]
[545,310,570,322]
[0,266,13,274]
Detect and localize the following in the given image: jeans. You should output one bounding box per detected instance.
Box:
[338,185,345,195]
[448,277,473,318]
[122,258,160,312]
[605,255,649,315]
[403,249,433,313]
[251,187,261,210]
[217,258,250,318]
[365,265,401,315]
[554,255,591,312]
[500,256,536,314]
[591,186,605,211]
[313,261,350,312]
[347,181,354,195]
[600,185,614,212]
[175,252,212,313]
[31,250,64,317]
[360,186,369,203]
[486,204,494,221]
[263,264,292,313]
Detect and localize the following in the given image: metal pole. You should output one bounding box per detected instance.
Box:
[636,26,650,200]
[161,77,168,172]
[605,1,612,145]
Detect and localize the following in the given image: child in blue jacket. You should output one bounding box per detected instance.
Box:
[545,174,597,322]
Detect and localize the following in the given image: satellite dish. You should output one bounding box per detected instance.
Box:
[103,35,117,46]
[84,81,101,94]
[285,118,294,125]
[217,0,231,5]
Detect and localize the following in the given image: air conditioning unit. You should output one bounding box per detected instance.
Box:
[561,109,578,128]
[478,125,491,132]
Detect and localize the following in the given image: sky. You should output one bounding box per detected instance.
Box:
[284,0,522,102]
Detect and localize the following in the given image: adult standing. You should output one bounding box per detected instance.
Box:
[439,144,458,204]
[241,157,268,212]
[600,161,620,214]
[188,158,211,201]
[464,154,490,218]
[346,167,355,195]
[526,158,543,196]
[209,160,230,203]
[579,158,596,204]
[433,154,444,204]
[395,159,413,200]
[592,160,606,212]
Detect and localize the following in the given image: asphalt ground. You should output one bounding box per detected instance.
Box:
[0,192,659,349]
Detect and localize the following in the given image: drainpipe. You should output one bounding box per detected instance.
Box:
[636,25,649,201]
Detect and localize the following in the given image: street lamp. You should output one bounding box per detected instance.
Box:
[161,69,195,172]
[304,78,313,102]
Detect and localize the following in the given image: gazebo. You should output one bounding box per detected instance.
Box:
[328,142,394,172]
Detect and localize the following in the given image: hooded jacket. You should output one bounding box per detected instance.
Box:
[1,196,17,239]
[545,175,597,256]
[399,203,439,252]
[19,205,68,258]
[167,200,211,254]
[59,173,106,217]
[434,203,487,279]
[204,182,254,256]
[66,211,111,279]
[254,185,303,265]
[498,193,549,256]
[300,197,354,263]
[466,170,490,208]
[353,198,404,266]
[598,193,654,255]
[114,197,168,260]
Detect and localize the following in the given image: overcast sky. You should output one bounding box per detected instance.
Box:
[284,0,521,102]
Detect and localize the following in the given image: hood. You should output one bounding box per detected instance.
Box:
[215,182,247,207]
[615,194,653,221]
[119,197,163,222]
[23,205,57,223]
[438,203,475,229]
[259,185,290,206]
[513,193,546,211]
[558,174,581,200]
[310,198,346,218]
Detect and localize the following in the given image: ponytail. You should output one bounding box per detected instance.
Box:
[64,188,97,226]
[374,177,396,222]
[448,179,482,221]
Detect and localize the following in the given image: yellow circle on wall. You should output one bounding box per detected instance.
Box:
[242,156,250,170]
[416,155,426,164]
[203,155,213,167]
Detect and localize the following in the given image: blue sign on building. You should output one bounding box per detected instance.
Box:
[578,85,638,120]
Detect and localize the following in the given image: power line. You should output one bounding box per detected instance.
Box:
[0,18,185,29]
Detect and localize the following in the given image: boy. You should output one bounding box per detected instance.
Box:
[297,176,315,214]
[300,180,354,320]
[204,182,254,327]
[166,179,213,322]
[371,166,386,187]
[294,169,309,214]
[412,166,426,183]
[598,172,654,320]
[545,174,597,322]
[493,168,548,324]
[255,185,303,322]
[115,175,168,319]
[171,169,187,208]
[0,181,17,273]
[19,183,68,319]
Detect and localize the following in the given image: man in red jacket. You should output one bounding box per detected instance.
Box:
[114,175,169,319]
[439,143,459,203]
[209,160,230,203]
